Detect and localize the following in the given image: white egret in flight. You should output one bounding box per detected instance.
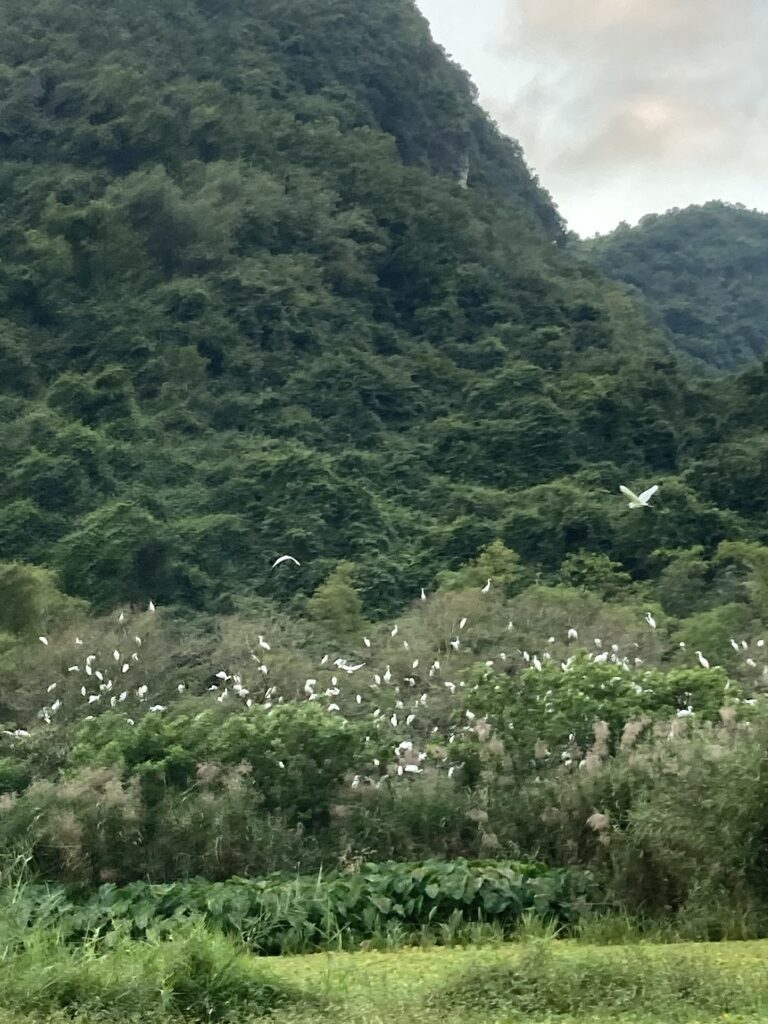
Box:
[619,484,659,508]
[272,555,300,568]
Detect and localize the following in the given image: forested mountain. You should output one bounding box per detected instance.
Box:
[0,0,766,621]
[8,0,768,947]
[581,202,768,372]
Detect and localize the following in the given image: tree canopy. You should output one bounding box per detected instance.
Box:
[580,202,768,372]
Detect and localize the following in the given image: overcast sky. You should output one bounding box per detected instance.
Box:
[414,0,768,237]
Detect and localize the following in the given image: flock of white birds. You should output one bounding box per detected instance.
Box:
[5,487,768,772]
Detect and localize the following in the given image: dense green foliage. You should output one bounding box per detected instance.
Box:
[3,860,592,954]
[4,0,768,618]
[0,0,569,616]
[581,202,768,372]
[4,576,768,934]
[0,917,312,1021]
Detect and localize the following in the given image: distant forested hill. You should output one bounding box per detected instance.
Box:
[581,202,768,372]
[0,0,766,618]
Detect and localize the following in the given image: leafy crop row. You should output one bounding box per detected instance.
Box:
[4,859,597,954]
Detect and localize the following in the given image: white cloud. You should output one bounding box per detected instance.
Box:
[416,0,768,235]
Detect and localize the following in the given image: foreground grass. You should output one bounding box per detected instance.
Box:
[265,941,768,1024]
[5,936,768,1023]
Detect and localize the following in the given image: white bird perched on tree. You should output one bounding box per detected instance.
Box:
[148,600,156,612]
[567,627,578,640]
[38,636,48,646]
[619,484,659,508]
[696,650,710,669]
[420,588,427,601]
[272,554,300,568]
[258,635,271,651]
[481,578,492,593]
[645,611,657,629]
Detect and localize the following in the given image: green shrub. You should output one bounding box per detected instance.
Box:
[0,756,30,795]
[0,921,314,1021]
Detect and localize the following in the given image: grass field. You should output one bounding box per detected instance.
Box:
[6,937,768,1023]
[264,941,768,1024]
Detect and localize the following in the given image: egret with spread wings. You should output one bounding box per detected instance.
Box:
[272,555,301,568]
[619,484,659,508]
